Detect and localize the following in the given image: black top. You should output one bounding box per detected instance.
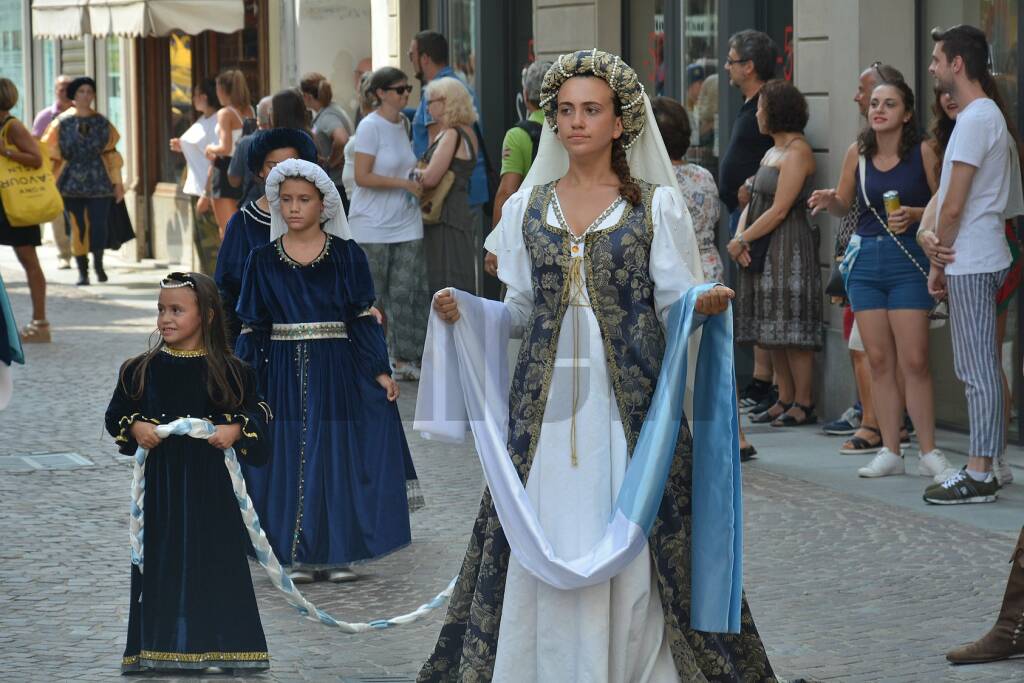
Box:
[718,92,774,212]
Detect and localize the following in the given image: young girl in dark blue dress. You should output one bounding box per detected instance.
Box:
[105,272,272,674]
[236,158,418,584]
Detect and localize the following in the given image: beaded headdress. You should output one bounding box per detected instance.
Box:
[538,49,647,149]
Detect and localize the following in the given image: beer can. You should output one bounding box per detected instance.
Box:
[883,190,901,215]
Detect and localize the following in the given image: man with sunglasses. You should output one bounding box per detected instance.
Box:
[721,29,778,414]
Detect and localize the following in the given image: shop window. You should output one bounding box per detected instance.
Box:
[161,32,192,184]
[627,0,667,97]
[682,0,718,178]
[0,0,25,120]
[105,38,126,156]
[448,0,478,90]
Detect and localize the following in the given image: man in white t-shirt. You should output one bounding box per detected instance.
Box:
[921,25,1024,507]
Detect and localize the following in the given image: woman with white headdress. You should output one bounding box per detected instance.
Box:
[236,159,420,584]
[419,51,776,681]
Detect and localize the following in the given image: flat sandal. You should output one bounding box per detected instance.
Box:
[771,402,817,427]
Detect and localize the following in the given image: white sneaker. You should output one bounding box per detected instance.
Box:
[996,454,1014,486]
[858,448,905,478]
[918,449,958,483]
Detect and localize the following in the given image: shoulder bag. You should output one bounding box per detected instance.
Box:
[418,130,461,225]
[0,117,64,227]
[858,155,947,325]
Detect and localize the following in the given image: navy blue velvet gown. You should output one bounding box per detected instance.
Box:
[236,233,415,569]
[105,350,272,674]
[215,199,271,352]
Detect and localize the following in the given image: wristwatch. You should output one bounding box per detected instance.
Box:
[736,232,746,246]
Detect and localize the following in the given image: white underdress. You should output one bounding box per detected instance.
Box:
[487,185,696,683]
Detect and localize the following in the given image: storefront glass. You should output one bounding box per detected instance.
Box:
[921,0,1021,438]
[448,0,478,90]
[626,0,666,97]
[0,0,25,120]
[163,32,192,184]
[106,39,125,155]
[682,0,718,178]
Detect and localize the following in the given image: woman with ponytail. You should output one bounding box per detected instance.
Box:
[300,72,354,187]
[205,70,256,237]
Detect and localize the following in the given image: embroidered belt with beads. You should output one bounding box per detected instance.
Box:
[270,321,348,341]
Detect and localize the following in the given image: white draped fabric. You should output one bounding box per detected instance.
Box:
[420,185,693,682]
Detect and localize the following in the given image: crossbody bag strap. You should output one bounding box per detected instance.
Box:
[858,154,929,280]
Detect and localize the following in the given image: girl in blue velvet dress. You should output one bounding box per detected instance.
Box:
[105,272,272,674]
[236,158,418,584]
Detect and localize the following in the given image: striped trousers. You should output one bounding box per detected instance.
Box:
[947,268,1010,458]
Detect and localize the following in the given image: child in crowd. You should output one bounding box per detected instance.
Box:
[236,158,420,584]
[105,271,272,674]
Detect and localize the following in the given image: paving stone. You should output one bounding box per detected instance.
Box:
[3,247,1024,681]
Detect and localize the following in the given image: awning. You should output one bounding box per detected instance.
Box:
[32,0,245,39]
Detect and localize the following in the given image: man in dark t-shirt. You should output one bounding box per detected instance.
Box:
[720,30,778,418]
[720,30,777,219]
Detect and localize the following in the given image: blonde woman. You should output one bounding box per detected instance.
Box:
[418,76,479,295]
[204,70,255,237]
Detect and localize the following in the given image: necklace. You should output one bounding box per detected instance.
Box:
[551,190,625,255]
[161,346,206,358]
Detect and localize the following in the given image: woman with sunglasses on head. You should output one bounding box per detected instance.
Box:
[808,74,953,482]
[350,67,428,381]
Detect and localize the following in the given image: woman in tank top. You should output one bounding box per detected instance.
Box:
[205,69,255,238]
[808,77,953,482]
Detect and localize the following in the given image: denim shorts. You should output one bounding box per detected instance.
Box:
[847,233,934,312]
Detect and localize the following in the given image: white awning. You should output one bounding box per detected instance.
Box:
[32,0,245,39]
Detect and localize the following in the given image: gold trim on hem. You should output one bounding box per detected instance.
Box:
[123,649,269,665]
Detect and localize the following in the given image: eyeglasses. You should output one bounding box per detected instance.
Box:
[725,57,751,66]
[160,272,197,289]
[384,85,414,95]
[427,98,445,105]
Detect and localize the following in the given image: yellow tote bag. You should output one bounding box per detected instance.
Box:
[0,119,64,227]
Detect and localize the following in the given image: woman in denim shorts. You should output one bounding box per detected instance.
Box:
[809,75,953,481]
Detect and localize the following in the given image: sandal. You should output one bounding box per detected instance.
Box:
[840,426,881,454]
[750,401,791,424]
[20,319,51,344]
[771,402,817,427]
[740,444,758,462]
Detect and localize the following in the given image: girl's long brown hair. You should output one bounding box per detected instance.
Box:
[119,272,247,411]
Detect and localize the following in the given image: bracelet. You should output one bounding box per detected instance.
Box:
[736,232,746,246]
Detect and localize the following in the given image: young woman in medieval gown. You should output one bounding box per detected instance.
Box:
[105,272,272,674]
[235,158,421,584]
[419,50,777,682]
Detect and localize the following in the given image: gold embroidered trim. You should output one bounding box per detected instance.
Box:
[544,184,630,241]
[161,346,206,358]
[222,413,260,439]
[275,235,331,268]
[122,649,269,665]
[270,321,348,341]
[116,413,159,444]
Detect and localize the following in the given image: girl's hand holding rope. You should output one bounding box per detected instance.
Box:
[130,421,162,450]
[208,423,242,450]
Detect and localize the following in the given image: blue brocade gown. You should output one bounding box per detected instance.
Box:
[236,233,416,568]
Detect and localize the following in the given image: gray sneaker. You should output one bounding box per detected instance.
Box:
[923,468,999,505]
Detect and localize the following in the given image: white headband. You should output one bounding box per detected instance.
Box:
[265,158,352,242]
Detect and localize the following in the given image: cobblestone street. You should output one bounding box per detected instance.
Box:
[3,248,1024,682]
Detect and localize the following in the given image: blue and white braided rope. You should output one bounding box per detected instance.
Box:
[129,418,454,633]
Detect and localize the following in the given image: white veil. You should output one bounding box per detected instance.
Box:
[520,93,706,286]
[265,158,353,241]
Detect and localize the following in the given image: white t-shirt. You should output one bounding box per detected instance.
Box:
[348,111,423,244]
[939,98,1012,275]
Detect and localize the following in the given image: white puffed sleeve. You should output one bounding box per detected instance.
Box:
[484,187,535,338]
[650,186,701,326]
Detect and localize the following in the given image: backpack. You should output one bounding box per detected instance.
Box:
[514,119,543,164]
